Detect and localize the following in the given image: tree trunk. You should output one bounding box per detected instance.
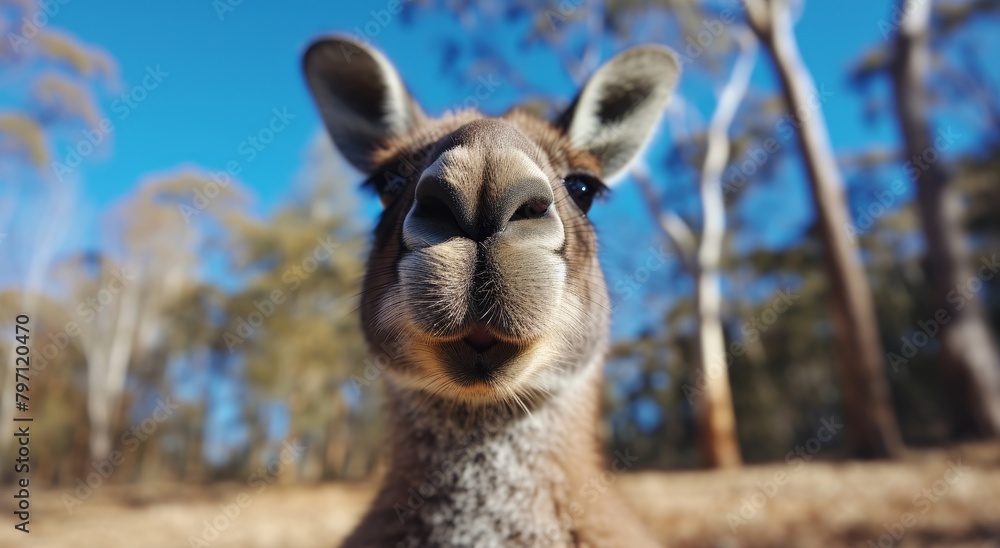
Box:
[691,33,759,469]
[746,0,903,458]
[85,263,142,462]
[695,276,742,467]
[889,0,1000,437]
[635,32,757,468]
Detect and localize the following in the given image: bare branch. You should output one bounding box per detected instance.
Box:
[632,162,697,270]
[698,29,757,270]
[743,0,772,37]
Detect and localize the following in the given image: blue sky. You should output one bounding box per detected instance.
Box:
[10,0,1000,330]
[46,0,911,215]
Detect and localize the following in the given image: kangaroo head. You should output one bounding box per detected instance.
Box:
[303,37,679,407]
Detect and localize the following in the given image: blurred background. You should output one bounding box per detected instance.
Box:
[1,0,999,546]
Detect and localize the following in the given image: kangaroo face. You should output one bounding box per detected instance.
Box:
[303,37,679,405]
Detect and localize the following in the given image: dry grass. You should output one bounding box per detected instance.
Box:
[2,443,998,547]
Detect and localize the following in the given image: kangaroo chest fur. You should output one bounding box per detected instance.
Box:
[391,398,576,546]
[343,363,660,547]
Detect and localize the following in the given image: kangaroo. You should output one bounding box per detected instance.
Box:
[302,35,679,547]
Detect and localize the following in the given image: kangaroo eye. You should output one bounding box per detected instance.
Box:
[365,171,409,206]
[380,174,407,201]
[563,174,608,214]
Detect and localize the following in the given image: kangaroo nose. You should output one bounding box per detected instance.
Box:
[406,174,553,243]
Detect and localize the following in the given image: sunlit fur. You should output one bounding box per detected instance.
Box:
[304,37,676,546]
[360,110,608,409]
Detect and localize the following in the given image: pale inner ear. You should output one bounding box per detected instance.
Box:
[560,46,681,183]
[302,37,424,175]
[364,49,418,136]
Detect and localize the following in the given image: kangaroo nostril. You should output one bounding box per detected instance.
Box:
[416,193,456,220]
[411,175,474,235]
[408,170,555,243]
[510,198,552,222]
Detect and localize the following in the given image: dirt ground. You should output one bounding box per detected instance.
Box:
[1,443,998,547]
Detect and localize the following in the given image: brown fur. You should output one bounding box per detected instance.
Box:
[302,37,679,547]
[342,109,658,547]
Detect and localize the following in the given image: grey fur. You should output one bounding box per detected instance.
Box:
[302,36,677,547]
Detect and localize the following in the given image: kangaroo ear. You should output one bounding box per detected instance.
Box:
[558,45,681,182]
[302,37,424,174]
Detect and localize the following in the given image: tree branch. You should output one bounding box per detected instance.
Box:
[632,162,696,270]
[743,0,772,37]
[698,29,758,272]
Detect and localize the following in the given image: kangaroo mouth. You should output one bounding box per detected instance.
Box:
[434,326,523,387]
[462,325,499,353]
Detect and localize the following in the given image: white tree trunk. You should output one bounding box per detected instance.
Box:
[86,261,143,461]
[691,31,756,468]
[634,31,756,468]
